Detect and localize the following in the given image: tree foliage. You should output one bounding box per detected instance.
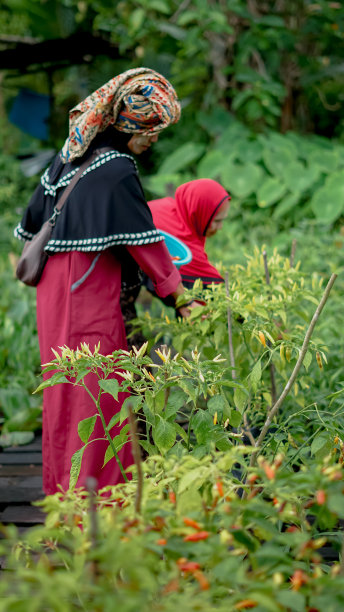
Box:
[1,0,344,140]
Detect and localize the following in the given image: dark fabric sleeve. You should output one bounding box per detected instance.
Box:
[126,241,181,298]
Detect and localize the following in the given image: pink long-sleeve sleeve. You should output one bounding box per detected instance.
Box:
[126,241,181,298]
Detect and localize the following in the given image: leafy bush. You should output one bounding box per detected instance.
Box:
[145,117,344,226]
[1,447,344,611]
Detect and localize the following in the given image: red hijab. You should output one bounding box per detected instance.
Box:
[148,179,230,286]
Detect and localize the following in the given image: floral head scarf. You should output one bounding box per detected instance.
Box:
[61,67,181,162]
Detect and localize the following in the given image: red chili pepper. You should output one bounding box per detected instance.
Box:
[286,526,299,532]
[157,538,167,546]
[316,490,326,505]
[183,517,202,530]
[177,559,201,572]
[193,569,210,590]
[263,462,275,480]
[183,531,210,542]
[234,600,258,609]
[216,480,224,497]
[169,491,176,504]
[290,569,309,591]
[247,473,259,485]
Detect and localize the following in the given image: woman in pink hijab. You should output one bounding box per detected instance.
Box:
[148,179,230,289]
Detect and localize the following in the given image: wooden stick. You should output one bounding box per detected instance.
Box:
[249,273,337,468]
[225,271,236,380]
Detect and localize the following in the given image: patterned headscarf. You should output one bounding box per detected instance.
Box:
[61,67,181,163]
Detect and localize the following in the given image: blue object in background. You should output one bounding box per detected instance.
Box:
[160,230,192,268]
[9,88,50,140]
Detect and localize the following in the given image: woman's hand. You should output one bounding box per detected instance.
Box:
[176,300,204,319]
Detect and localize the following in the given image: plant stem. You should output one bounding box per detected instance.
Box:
[86,476,98,579]
[225,271,236,380]
[290,239,297,268]
[82,384,129,482]
[127,402,143,514]
[187,404,196,451]
[249,272,337,468]
[262,249,277,405]
[340,534,344,576]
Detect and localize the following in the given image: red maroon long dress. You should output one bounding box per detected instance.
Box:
[37,242,180,495]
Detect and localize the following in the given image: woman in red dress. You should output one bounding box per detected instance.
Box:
[15,68,194,494]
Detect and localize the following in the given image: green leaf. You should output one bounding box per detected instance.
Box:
[231,529,258,552]
[311,432,330,456]
[188,305,204,320]
[173,422,188,443]
[249,360,262,391]
[178,466,209,494]
[118,395,143,426]
[154,389,166,414]
[272,192,300,219]
[148,0,170,13]
[78,415,97,443]
[280,162,320,193]
[192,410,213,444]
[257,177,287,207]
[103,436,124,467]
[303,351,312,371]
[276,591,305,612]
[311,171,344,223]
[145,389,155,412]
[75,368,90,384]
[214,431,232,451]
[98,378,119,401]
[262,146,294,177]
[129,7,145,33]
[207,394,229,416]
[167,388,187,411]
[197,150,225,179]
[158,143,205,175]
[232,139,262,163]
[214,322,227,349]
[179,379,197,403]
[153,417,176,453]
[106,412,121,432]
[229,409,242,428]
[69,446,86,489]
[33,374,69,394]
[0,431,34,448]
[308,148,339,172]
[221,161,263,198]
[328,493,344,518]
[144,173,181,197]
[233,387,248,414]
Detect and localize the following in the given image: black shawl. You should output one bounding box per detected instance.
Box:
[14,128,163,254]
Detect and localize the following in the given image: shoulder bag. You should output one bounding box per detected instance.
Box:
[16,148,110,287]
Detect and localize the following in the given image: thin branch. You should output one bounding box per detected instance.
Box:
[127,403,143,514]
[83,384,129,483]
[290,239,297,268]
[249,273,337,467]
[243,413,256,446]
[263,250,270,285]
[86,476,98,579]
[340,534,344,576]
[170,0,192,22]
[225,271,236,380]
